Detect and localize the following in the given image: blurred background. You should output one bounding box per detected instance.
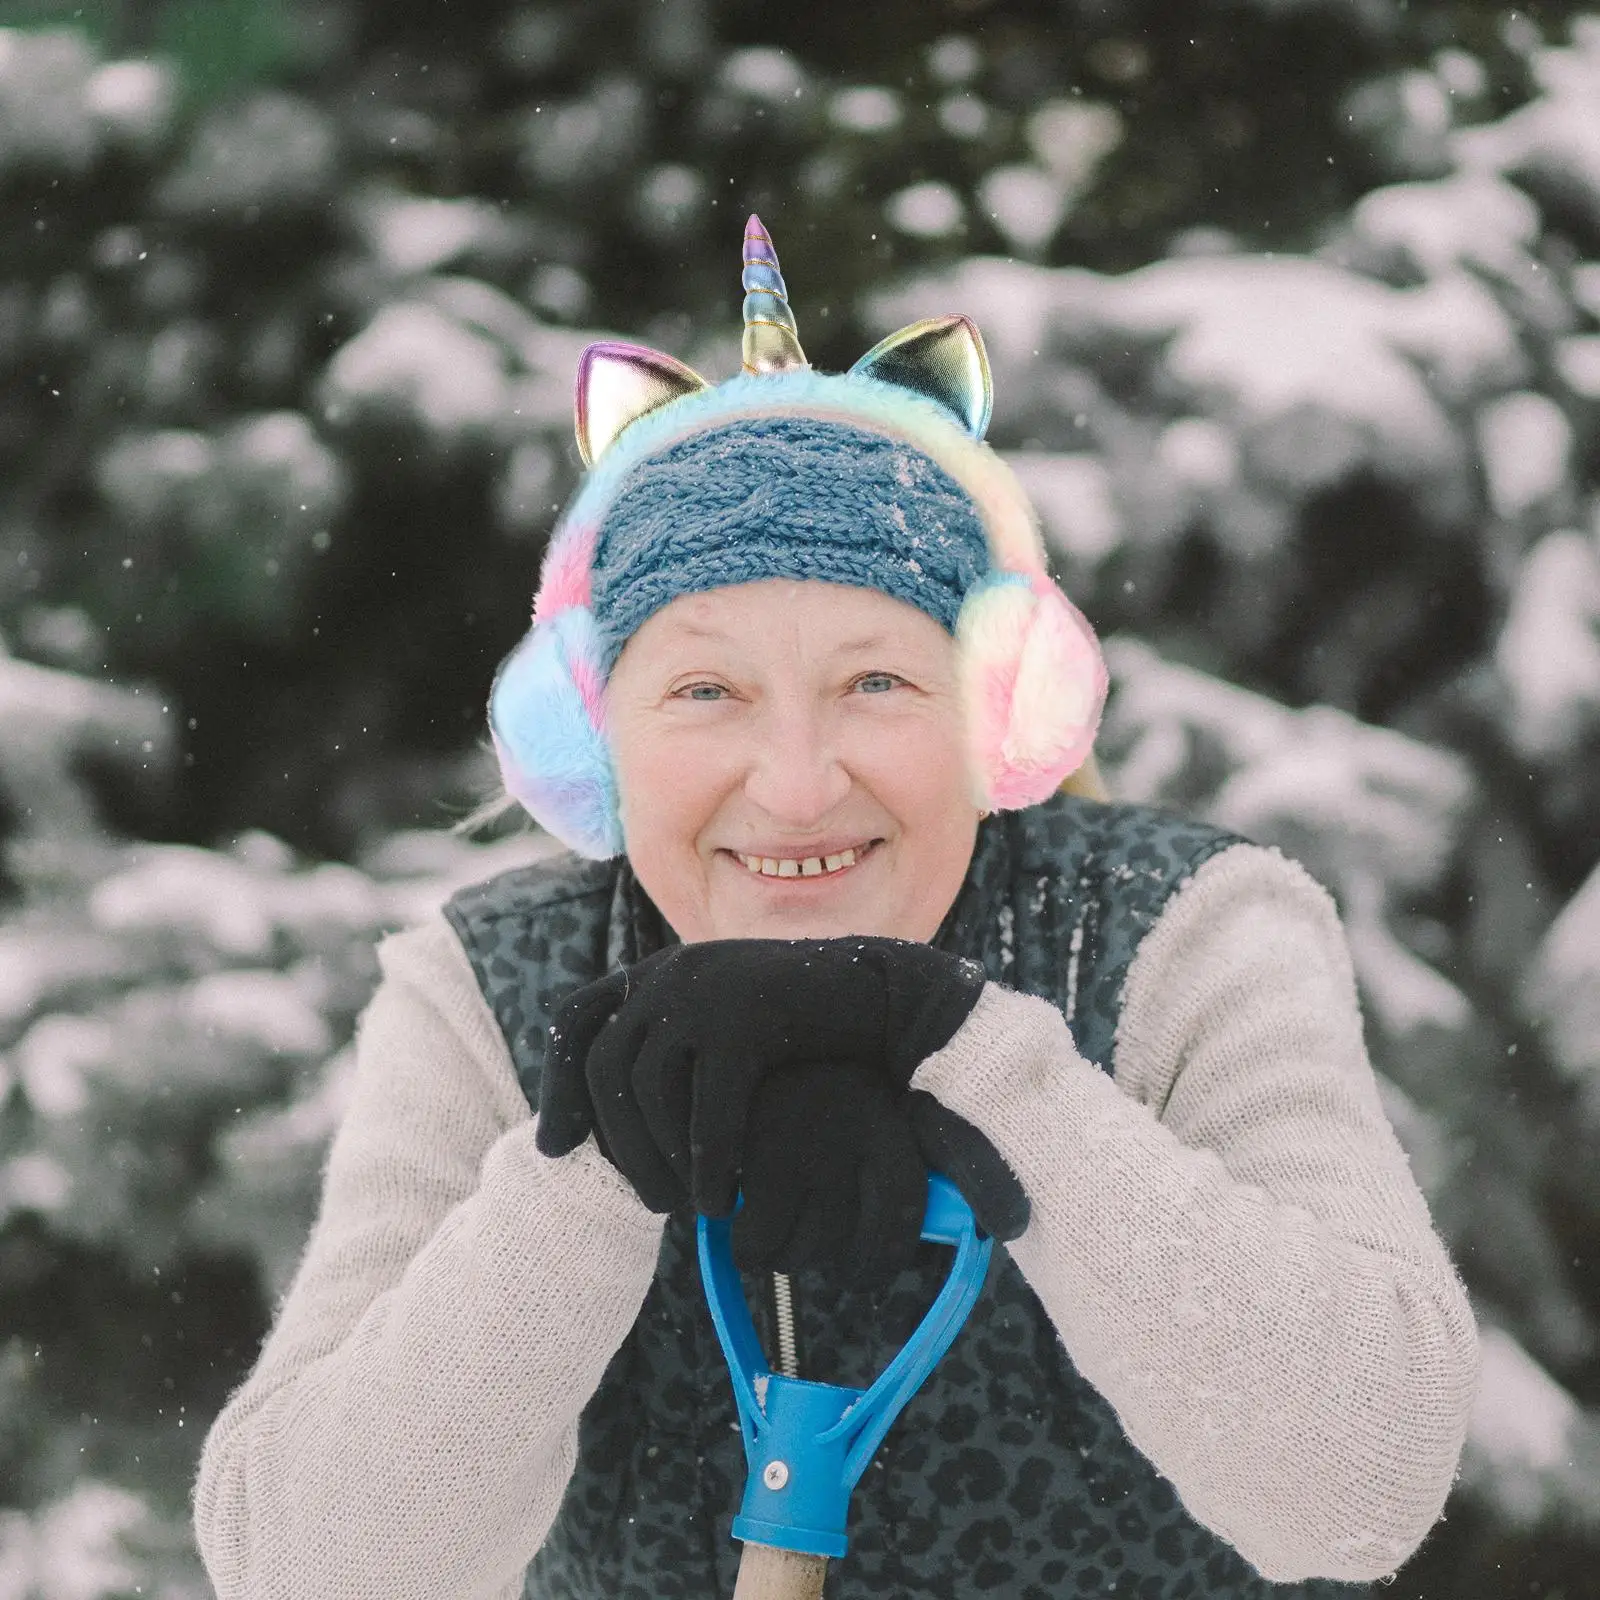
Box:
[1,0,1598,1594]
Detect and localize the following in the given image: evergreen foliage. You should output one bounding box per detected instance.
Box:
[2,2,1600,1593]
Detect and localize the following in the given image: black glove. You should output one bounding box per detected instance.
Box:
[535,936,989,1216]
[904,1090,1032,1243]
[732,1061,928,1281]
[731,1064,1033,1280]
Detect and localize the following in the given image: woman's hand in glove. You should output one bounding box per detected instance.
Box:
[732,1065,1032,1281]
[732,1062,927,1282]
[535,936,987,1216]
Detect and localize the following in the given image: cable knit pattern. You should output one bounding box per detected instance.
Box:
[192,916,664,1600]
[590,414,990,671]
[909,843,1481,1583]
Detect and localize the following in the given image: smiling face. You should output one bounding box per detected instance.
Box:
[605,579,981,943]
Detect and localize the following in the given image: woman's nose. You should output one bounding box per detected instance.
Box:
[741,705,851,823]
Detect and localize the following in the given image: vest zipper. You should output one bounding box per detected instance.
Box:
[771,1272,799,1377]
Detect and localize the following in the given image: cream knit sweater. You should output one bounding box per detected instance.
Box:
[192,843,1481,1598]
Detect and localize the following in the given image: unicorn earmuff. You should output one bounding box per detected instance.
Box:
[489,216,1108,859]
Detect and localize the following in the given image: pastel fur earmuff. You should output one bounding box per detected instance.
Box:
[956,570,1106,813]
[489,217,1108,859]
[491,603,622,860]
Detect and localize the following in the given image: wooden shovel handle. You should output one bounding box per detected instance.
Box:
[732,1540,828,1599]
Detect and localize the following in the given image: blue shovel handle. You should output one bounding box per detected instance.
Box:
[696,1174,992,1560]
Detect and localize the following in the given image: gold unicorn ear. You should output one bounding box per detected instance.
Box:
[575,341,711,467]
[848,314,993,439]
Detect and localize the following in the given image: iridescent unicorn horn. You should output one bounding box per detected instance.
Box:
[741,214,808,375]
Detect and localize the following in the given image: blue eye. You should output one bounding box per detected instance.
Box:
[855,673,900,694]
[683,683,727,701]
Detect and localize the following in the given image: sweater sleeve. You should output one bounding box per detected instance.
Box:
[192,911,665,1600]
[908,841,1481,1585]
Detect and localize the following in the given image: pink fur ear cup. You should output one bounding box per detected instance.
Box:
[956,573,1109,811]
[488,607,624,859]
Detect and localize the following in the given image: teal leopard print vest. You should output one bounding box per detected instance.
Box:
[444,793,1370,1599]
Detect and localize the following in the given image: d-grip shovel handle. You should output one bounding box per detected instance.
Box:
[697,1173,992,1594]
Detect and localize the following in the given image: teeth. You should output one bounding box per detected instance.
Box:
[737,845,863,878]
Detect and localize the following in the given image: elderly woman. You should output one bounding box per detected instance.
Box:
[193,220,1479,1600]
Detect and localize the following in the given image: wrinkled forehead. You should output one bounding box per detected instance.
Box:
[613,578,959,673]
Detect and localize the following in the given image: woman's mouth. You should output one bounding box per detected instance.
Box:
[726,839,882,881]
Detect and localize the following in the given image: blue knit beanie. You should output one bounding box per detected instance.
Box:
[589,412,993,673]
